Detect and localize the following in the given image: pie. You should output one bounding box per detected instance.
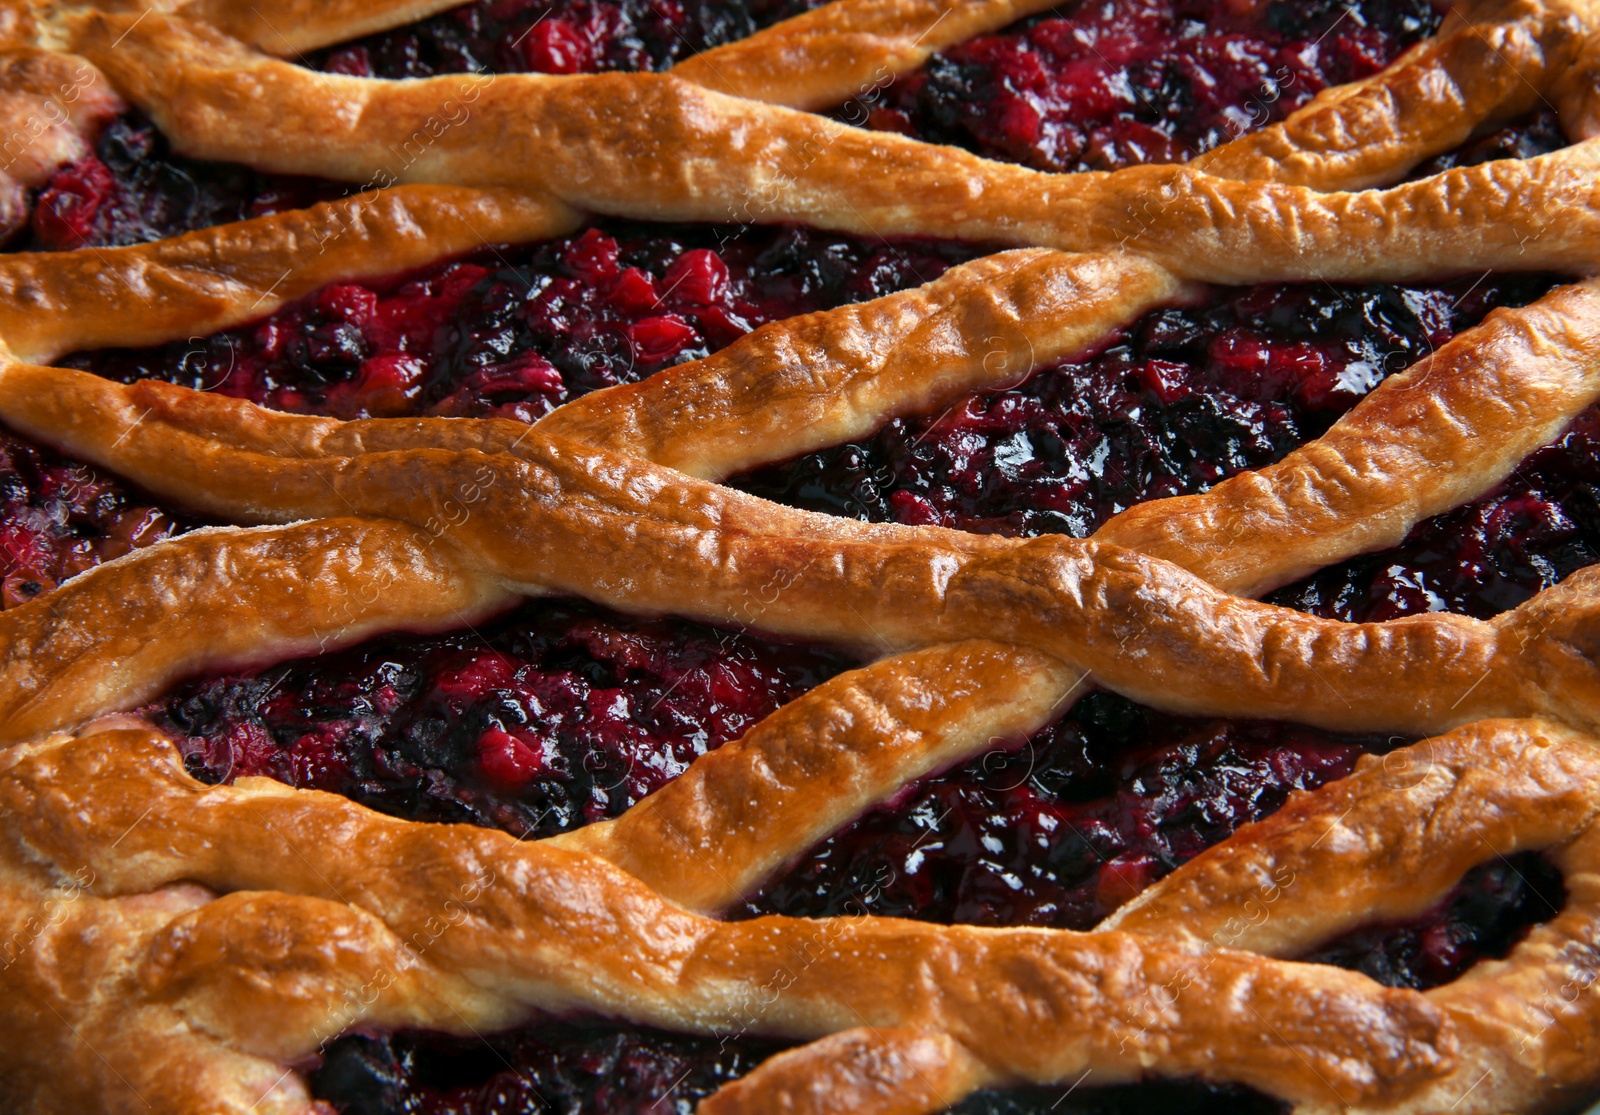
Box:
[2,0,1600,1112]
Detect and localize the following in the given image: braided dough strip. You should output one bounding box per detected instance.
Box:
[9,387,1600,739]
[534,250,1188,481]
[62,13,1600,280]
[1101,717,1600,1115]
[8,335,1600,832]
[3,49,1600,921]
[0,47,123,238]
[8,248,1600,580]
[693,1027,988,1115]
[1556,8,1600,137]
[0,723,1455,1110]
[555,640,1078,913]
[6,0,1549,250]
[0,517,512,745]
[1100,277,1600,596]
[0,374,1080,917]
[550,273,1600,904]
[7,258,1600,907]
[0,237,1188,454]
[0,0,1567,366]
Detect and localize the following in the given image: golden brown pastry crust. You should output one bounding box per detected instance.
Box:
[0,725,1457,1112]
[552,640,1077,914]
[56,9,1600,279]
[538,250,1193,481]
[1,1,1600,1113]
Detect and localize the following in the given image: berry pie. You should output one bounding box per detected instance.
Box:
[4,0,1600,1112]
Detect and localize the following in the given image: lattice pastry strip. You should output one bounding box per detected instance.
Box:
[0,722,1458,1114]
[56,9,1600,281]
[9,143,1600,1113]
[1,240,1597,920]
[9,2,1600,1113]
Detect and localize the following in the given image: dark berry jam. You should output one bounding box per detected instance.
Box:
[746,691,1388,928]
[313,1023,787,1115]
[951,1080,1286,1115]
[64,222,978,421]
[20,112,349,251]
[153,599,856,836]
[731,274,1563,538]
[855,0,1439,172]
[1269,406,1600,621]
[312,0,824,78]
[0,430,200,610]
[1410,109,1569,180]
[1304,852,1566,990]
[316,1026,1291,1115]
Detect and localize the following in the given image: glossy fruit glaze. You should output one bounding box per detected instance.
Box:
[63,222,979,422]
[747,692,1378,928]
[1303,852,1565,990]
[853,0,1440,172]
[1269,405,1600,621]
[156,599,857,836]
[305,847,1566,1115]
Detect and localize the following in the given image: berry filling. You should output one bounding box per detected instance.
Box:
[63,222,979,422]
[315,1028,1292,1115]
[20,112,350,251]
[849,0,1439,172]
[154,599,857,836]
[745,691,1384,928]
[730,272,1563,538]
[14,0,1437,251]
[1269,406,1600,621]
[1303,852,1565,990]
[311,1024,788,1115]
[0,431,199,610]
[311,0,824,78]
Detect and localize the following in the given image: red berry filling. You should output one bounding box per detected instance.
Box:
[22,113,350,251]
[154,600,857,836]
[1269,406,1600,621]
[731,273,1563,537]
[312,1024,790,1115]
[64,223,979,421]
[850,0,1439,172]
[1303,853,1565,990]
[14,0,1437,250]
[312,0,822,78]
[0,431,199,610]
[0,4,1583,1102]
[746,691,1381,928]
